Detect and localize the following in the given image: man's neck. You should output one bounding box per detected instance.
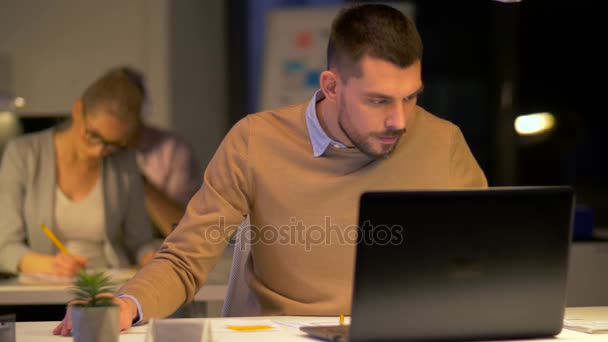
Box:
[316,98,353,146]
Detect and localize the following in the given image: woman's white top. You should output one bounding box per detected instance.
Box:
[54,168,108,268]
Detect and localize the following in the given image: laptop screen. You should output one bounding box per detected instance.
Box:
[348,187,574,341]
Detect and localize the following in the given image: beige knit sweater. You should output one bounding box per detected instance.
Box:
[118,102,487,320]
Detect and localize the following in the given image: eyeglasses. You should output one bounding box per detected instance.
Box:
[83,119,128,152]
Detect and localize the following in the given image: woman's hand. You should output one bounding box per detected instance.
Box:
[19,252,87,277]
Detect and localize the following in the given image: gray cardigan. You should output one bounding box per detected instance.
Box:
[0,128,156,273]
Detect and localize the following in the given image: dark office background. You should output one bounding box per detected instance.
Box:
[4,1,604,226]
[1,0,604,322]
[227,0,606,226]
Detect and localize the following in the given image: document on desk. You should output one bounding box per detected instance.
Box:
[146,318,279,341]
[274,317,351,328]
[17,268,138,285]
[564,319,608,334]
[17,273,75,285]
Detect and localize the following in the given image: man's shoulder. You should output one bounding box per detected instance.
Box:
[413,106,458,133]
[248,102,307,123]
[400,107,462,151]
[233,102,308,137]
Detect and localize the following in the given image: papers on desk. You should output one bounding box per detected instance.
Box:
[275,316,351,328]
[143,318,358,342]
[17,268,138,285]
[17,273,75,285]
[145,319,281,342]
[564,319,608,334]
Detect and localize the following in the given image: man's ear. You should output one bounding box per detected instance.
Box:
[320,70,340,102]
[72,100,83,122]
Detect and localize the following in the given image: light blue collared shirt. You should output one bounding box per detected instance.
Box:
[305,90,348,157]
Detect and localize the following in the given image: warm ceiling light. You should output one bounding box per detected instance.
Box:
[14,97,26,108]
[514,112,555,136]
[0,111,17,125]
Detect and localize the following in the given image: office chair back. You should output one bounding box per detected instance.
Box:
[221,217,260,316]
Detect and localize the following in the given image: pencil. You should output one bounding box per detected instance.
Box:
[40,223,70,255]
[340,314,345,325]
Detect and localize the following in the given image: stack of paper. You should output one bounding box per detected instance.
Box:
[17,273,74,285]
[17,268,137,285]
[564,319,608,334]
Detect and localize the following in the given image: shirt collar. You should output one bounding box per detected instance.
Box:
[305,90,348,157]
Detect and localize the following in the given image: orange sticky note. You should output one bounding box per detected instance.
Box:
[226,325,274,331]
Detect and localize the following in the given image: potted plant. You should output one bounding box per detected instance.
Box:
[70,271,119,342]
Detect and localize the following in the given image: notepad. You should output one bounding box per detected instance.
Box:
[17,268,137,285]
[275,317,351,328]
[17,273,75,285]
[564,319,608,334]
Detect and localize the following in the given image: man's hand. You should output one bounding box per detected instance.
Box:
[53,295,139,336]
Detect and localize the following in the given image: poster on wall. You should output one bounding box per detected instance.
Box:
[260,3,415,111]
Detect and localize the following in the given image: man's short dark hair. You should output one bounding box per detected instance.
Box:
[327,4,423,81]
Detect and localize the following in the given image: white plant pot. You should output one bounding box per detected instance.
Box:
[72,306,119,342]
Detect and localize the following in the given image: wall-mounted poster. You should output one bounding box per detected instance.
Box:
[260,3,415,111]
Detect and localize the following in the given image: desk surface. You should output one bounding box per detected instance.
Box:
[13,308,608,342]
[0,278,227,305]
[1,246,234,306]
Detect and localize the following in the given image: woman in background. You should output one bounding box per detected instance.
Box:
[0,68,156,277]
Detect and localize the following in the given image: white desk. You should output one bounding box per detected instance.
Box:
[0,278,227,305]
[1,246,234,307]
[13,308,608,342]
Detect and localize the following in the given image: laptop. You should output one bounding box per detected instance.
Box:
[301,187,575,341]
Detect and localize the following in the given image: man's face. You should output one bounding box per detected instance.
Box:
[336,55,423,158]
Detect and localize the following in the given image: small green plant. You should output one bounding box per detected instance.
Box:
[70,271,116,307]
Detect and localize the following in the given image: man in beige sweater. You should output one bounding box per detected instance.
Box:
[55,3,487,334]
